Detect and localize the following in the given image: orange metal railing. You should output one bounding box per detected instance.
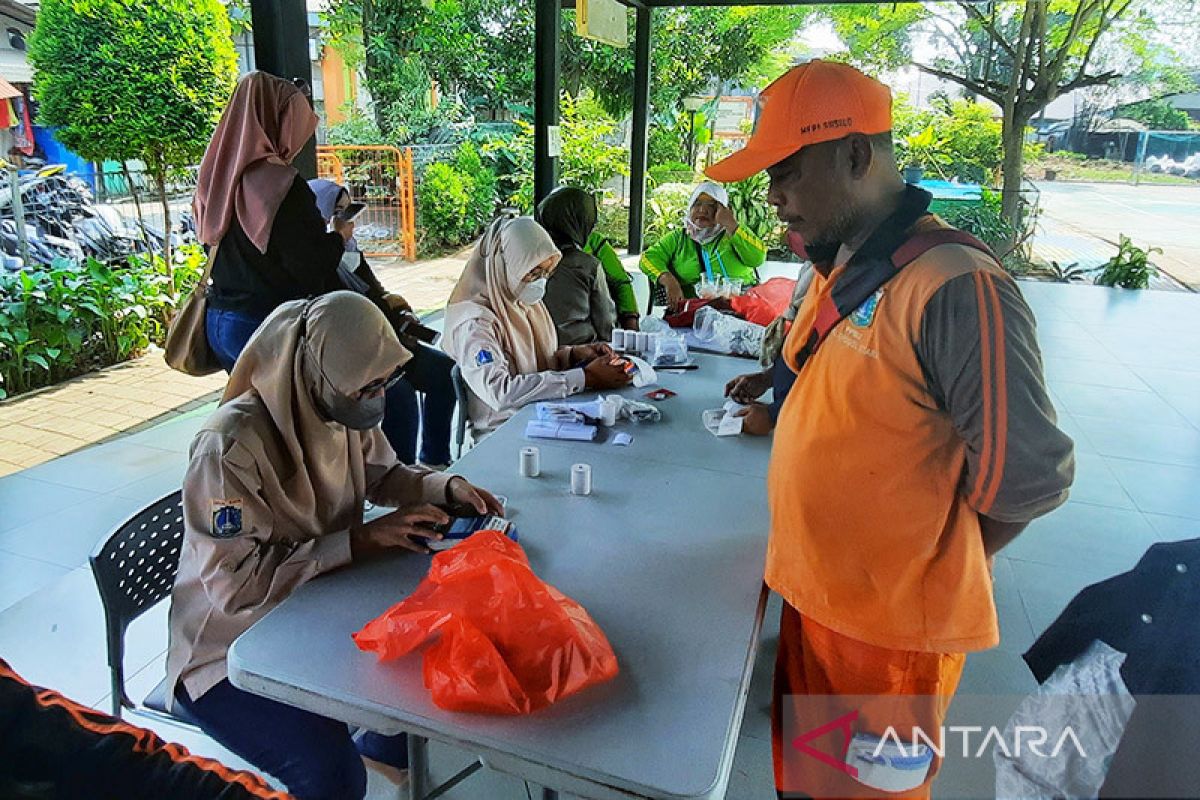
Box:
[316,144,417,261]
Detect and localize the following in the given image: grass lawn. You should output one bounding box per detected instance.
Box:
[1028,155,1199,186]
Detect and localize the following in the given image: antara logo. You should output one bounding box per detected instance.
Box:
[791,709,1089,776]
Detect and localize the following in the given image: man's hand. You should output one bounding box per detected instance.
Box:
[725,369,772,404]
[446,476,505,516]
[658,272,685,312]
[351,504,448,558]
[714,202,739,235]
[619,314,640,331]
[383,292,412,313]
[734,403,774,436]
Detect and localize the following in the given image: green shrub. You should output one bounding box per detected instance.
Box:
[595,202,630,250]
[0,245,206,399]
[417,162,472,253]
[726,173,786,254]
[1095,235,1160,289]
[645,183,694,245]
[649,161,698,187]
[648,124,684,169]
[453,142,498,232]
[326,106,385,145]
[893,96,1006,184]
[938,188,1019,255]
[501,90,628,211]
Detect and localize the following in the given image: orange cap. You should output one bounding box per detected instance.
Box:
[706,60,893,183]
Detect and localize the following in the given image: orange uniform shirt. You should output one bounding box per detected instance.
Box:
[767,217,1074,653]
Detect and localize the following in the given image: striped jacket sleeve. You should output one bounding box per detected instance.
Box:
[0,659,291,799]
[915,270,1075,522]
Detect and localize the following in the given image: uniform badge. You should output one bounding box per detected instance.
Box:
[210,500,243,538]
[850,289,884,328]
[475,349,494,366]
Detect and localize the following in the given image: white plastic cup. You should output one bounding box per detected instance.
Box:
[599,397,619,426]
[571,463,592,496]
[635,332,650,353]
[612,329,627,350]
[520,446,540,478]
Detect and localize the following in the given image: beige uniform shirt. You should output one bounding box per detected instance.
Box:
[456,317,586,435]
[165,395,454,707]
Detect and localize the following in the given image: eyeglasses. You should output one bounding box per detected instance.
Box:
[526,266,554,282]
[359,363,407,398]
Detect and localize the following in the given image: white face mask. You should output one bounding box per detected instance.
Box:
[518,277,548,305]
[685,218,723,245]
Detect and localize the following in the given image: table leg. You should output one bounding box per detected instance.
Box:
[540,789,559,800]
[408,734,429,800]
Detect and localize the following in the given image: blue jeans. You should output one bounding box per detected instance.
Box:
[176,680,407,800]
[205,308,267,374]
[381,342,456,466]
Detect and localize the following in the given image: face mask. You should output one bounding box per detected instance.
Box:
[686,218,722,245]
[518,278,547,305]
[319,387,386,430]
[303,342,388,430]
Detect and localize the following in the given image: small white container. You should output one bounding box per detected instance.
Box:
[520,446,540,477]
[570,463,592,496]
[612,329,627,350]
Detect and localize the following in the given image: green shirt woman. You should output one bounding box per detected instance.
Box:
[638,181,766,311]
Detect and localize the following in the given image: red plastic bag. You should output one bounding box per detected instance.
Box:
[730,277,797,327]
[352,530,619,715]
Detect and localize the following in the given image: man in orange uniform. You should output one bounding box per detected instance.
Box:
[707,61,1075,798]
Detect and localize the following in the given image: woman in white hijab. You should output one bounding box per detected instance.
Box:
[637,180,767,312]
[444,217,632,436]
[166,291,501,800]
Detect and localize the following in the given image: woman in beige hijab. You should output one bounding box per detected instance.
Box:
[195,72,353,373]
[443,217,632,436]
[166,291,501,800]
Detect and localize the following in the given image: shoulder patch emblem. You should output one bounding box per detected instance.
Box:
[850,288,884,328]
[475,349,494,366]
[210,500,243,539]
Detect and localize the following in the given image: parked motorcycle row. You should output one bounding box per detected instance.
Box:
[0,160,190,272]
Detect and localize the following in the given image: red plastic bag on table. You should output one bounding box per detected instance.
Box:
[729,277,797,327]
[352,530,619,715]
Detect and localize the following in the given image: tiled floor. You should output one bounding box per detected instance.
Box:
[2,280,1199,798]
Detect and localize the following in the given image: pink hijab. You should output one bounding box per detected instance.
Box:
[193,72,319,252]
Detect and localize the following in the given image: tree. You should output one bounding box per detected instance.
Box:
[29,0,238,276]
[324,1,810,125]
[1120,98,1193,130]
[826,1,1178,230]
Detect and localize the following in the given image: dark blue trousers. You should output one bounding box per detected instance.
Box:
[176,680,407,800]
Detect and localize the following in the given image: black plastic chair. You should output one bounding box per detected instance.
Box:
[89,489,196,726]
[451,363,470,460]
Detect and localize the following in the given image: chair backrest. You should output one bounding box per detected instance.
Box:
[89,490,185,717]
[450,363,469,459]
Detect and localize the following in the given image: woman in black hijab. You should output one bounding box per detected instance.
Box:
[536,187,617,346]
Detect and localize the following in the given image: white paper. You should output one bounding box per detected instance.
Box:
[524,420,598,441]
[724,399,751,416]
[717,413,744,436]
